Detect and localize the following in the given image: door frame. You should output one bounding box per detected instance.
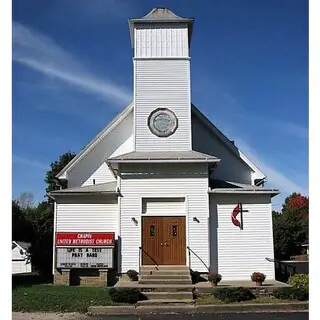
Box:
[139,196,189,266]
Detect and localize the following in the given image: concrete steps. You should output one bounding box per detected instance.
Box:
[140,270,191,276]
[137,265,194,303]
[142,291,193,300]
[137,284,194,292]
[141,274,191,280]
[136,299,194,306]
[139,278,192,285]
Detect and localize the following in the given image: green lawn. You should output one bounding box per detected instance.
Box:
[195,294,298,305]
[12,284,121,313]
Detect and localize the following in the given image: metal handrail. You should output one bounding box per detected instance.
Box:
[265,257,297,280]
[139,247,159,267]
[187,246,210,272]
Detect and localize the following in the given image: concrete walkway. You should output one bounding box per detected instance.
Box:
[115,279,290,290]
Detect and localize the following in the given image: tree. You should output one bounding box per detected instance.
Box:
[273,193,309,260]
[16,191,34,209]
[12,152,76,277]
[27,201,54,278]
[45,151,76,195]
[12,199,34,242]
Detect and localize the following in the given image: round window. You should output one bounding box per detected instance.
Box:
[148,108,178,137]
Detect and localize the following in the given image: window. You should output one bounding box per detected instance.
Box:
[172,225,178,237]
[150,225,155,237]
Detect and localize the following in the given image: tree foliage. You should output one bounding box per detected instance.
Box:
[273,193,309,260]
[45,152,76,195]
[12,200,34,242]
[12,151,76,277]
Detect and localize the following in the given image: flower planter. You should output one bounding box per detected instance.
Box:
[211,282,218,287]
[256,281,262,287]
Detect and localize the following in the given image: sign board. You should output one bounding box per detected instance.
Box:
[55,232,115,247]
[56,247,113,269]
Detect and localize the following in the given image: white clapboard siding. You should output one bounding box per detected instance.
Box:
[12,246,31,274]
[119,163,209,273]
[142,197,185,215]
[68,110,133,187]
[82,162,115,186]
[56,196,118,235]
[134,59,191,151]
[209,194,275,281]
[135,24,189,58]
[192,113,252,184]
[12,261,31,274]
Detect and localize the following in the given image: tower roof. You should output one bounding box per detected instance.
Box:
[128,8,194,48]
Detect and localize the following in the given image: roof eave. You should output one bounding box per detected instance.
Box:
[48,191,119,199]
[191,104,255,173]
[55,101,133,179]
[107,158,220,163]
[208,189,280,197]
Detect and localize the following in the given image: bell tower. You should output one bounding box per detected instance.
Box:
[129,8,194,151]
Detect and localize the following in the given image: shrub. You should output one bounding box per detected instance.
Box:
[208,273,222,284]
[126,270,139,281]
[251,272,266,283]
[288,274,308,291]
[109,288,143,304]
[213,287,256,303]
[273,287,308,301]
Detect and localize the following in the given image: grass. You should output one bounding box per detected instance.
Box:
[12,284,123,313]
[195,294,299,305]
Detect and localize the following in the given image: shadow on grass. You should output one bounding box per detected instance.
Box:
[12,272,53,289]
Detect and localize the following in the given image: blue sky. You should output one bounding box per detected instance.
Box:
[12,0,308,209]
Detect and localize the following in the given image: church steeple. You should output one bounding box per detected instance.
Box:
[130,8,194,151]
[129,8,194,58]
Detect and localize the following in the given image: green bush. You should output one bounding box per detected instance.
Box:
[109,288,143,304]
[288,274,308,291]
[212,287,256,303]
[273,287,308,301]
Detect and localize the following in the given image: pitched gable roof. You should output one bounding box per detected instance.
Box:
[12,241,31,252]
[209,179,279,196]
[49,182,118,198]
[56,101,265,184]
[191,104,266,180]
[56,101,133,180]
[108,150,220,162]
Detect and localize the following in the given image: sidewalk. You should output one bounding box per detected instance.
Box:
[88,301,309,316]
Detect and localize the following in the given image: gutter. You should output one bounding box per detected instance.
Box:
[208,189,280,195]
[47,191,120,200]
[107,158,221,164]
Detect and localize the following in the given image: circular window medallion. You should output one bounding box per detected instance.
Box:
[148,108,178,137]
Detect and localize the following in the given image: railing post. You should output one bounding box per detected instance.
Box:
[139,247,141,272]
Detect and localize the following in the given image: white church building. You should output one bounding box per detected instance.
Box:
[50,8,279,285]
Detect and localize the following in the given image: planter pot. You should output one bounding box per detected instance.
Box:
[211,282,218,287]
[255,281,262,287]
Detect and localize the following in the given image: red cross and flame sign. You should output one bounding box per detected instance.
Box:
[231,202,248,230]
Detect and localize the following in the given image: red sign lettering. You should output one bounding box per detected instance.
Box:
[55,232,115,247]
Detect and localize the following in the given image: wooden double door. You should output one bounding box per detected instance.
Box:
[142,216,186,265]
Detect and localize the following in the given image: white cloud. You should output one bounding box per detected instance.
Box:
[12,155,49,170]
[236,138,308,196]
[273,120,308,140]
[12,22,131,106]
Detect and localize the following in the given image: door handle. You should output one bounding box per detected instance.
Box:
[160,243,164,246]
